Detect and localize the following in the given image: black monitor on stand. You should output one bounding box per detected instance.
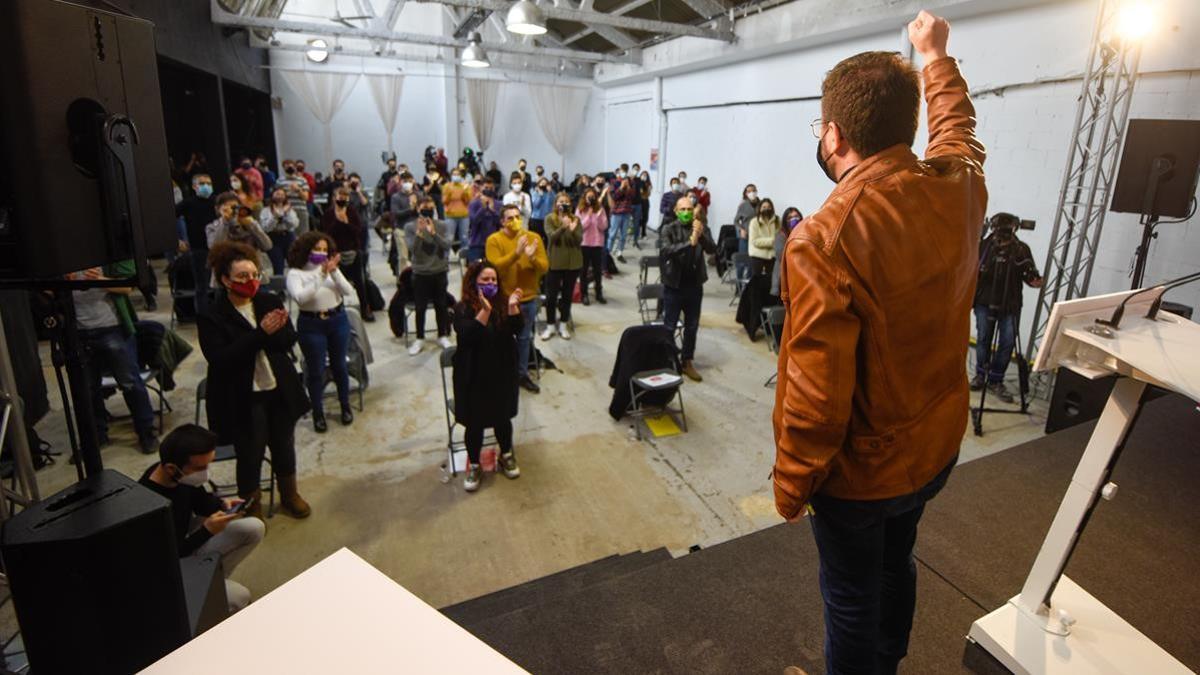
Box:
[1110,119,1200,290]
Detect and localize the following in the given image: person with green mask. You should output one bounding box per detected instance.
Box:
[658,195,716,382]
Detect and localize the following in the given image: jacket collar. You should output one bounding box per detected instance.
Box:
[829,144,918,197]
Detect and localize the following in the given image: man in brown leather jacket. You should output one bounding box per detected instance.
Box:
[772,11,987,674]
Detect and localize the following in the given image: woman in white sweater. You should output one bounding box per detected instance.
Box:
[285,232,357,433]
[746,197,781,278]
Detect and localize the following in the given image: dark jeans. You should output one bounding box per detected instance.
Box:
[81,326,155,439]
[190,247,212,316]
[809,459,955,675]
[749,257,772,278]
[267,231,295,276]
[581,246,605,299]
[296,310,351,414]
[736,236,750,280]
[662,284,702,361]
[543,268,580,324]
[465,419,513,464]
[973,304,1016,384]
[412,272,450,339]
[464,244,486,264]
[233,389,298,496]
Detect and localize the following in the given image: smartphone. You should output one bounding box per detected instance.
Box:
[224,498,254,515]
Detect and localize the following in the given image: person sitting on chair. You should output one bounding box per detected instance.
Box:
[451,261,524,493]
[139,423,264,613]
[971,212,1043,403]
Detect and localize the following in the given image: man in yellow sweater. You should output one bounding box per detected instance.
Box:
[487,204,549,393]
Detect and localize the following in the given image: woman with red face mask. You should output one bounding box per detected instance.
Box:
[197,241,313,520]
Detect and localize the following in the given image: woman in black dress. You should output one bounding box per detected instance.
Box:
[197,241,312,519]
[452,260,524,492]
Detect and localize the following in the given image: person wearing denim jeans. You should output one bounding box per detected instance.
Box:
[607,174,637,262]
[486,204,548,393]
[286,232,357,432]
[442,168,474,253]
[260,188,298,275]
[73,283,157,453]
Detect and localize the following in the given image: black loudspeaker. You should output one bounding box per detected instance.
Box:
[1110,119,1200,218]
[0,470,190,674]
[1045,368,1118,434]
[0,0,175,279]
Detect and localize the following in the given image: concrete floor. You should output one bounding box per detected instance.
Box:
[22,242,1047,611]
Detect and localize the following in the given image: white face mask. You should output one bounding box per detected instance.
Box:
[176,467,209,487]
[451,175,463,183]
[512,183,523,192]
[698,182,707,190]
[747,191,758,201]
[402,182,414,192]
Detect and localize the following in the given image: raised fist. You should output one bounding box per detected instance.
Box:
[907,10,949,62]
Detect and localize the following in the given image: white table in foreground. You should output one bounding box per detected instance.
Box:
[143,548,528,674]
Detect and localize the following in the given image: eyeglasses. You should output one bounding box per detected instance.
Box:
[810,118,825,139]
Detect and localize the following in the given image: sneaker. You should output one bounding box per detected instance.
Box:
[519,375,541,394]
[539,325,554,341]
[558,322,571,340]
[437,336,453,349]
[500,453,521,479]
[596,294,608,305]
[988,382,1015,403]
[617,254,627,264]
[969,374,985,391]
[408,340,423,356]
[681,360,702,382]
[463,464,482,492]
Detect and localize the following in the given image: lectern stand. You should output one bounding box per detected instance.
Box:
[967,288,1200,674]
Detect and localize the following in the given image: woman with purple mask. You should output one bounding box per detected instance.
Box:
[285,232,357,433]
[451,261,525,492]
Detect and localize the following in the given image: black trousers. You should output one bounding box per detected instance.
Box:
[412,271,450,338]
[543,268,580,324]
[529,218,547,246]
[465,419,513,464]
[580,246,605,299]
[339,258,371,317]
[233,389,298,496]
[749,257,772,278]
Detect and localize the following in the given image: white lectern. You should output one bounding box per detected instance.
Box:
[968,288,1200,675]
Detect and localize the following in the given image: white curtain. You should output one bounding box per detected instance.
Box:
[279,70,360,166]
[528,84,590,158]
[366,73,405,153]
[466,79,502,153]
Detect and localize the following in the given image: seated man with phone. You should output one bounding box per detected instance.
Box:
[140,424,265,613]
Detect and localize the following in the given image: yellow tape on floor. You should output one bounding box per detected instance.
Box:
[644,415,681,437]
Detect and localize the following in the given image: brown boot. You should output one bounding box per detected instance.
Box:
[240,488,264,520]
[681,360,702,382]
[277,474,311,519]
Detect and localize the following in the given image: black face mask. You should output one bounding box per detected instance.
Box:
[285,167,295,174]
[558,203,569,212]
[335,200,349,208]
[761,210,774,218]
[816,129,837,183]
[419,209,434,218]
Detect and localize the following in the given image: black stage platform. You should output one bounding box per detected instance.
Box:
[443,393,1200,674]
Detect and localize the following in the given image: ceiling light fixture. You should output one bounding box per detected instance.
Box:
[461,33,490,68]
[505,0,548,35]
[306,38,329,63]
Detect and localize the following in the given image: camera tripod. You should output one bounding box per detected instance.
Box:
[972,236,1033,436]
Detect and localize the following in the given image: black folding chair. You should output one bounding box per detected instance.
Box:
[761,306,785,388]
[194,378,276,517]
[439,347,495,478]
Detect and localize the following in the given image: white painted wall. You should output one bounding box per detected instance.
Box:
[597,0,1200,335]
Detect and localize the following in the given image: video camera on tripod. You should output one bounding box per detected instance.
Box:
[981,213,1040,313]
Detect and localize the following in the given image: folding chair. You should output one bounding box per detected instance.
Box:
[439,347,495,478]
[99,368,171,434]
[628,370,687,441]
[730,252,751,306]
[167,255,196,329]
[194,378,276,518]
[639,255,660,287]
[637,284,664,325]
[761,306,785,388]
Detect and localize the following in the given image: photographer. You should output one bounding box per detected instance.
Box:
[972,213,1043,403]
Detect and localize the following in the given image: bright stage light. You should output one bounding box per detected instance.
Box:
[1115,2,1155,41]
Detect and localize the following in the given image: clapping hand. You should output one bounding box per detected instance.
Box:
[478,288,493,313]
[523,242,537,258]
[260,308,288,335]
[508,288,523,314]
[322,254,341,274]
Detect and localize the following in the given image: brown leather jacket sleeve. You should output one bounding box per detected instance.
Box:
[772,235,860,519]
[923,57,986,167]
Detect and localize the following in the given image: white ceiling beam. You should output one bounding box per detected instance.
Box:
[411,0,735,41]
[210,0,639,64]
[267,42,593,78]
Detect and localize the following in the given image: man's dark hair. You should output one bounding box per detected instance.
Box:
[482,177,495,186]
[501,203,521,219]
[207,240,259,279]
[620,163,629,171]
[821,51,921,158]
[215,191,239,208]
[159,424,218,468]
